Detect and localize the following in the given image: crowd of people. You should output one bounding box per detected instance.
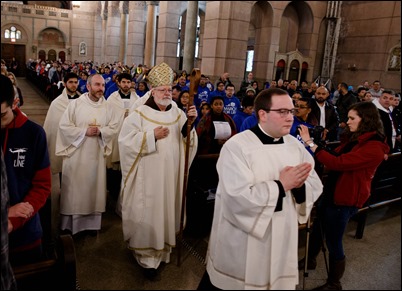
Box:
[1,56,401,290]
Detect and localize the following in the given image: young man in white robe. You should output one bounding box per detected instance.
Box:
[43,72,80,238]
[118,62,198,280]
[198,88,323,290]
[55,74,118,235]
[105,73,139,213]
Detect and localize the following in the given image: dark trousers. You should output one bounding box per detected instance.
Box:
[310,196,358,261]
[106,168,122,201]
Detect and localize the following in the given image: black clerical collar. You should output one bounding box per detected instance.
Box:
[119,90,131,99]
[250,124,284,145]
[68,94,80,100]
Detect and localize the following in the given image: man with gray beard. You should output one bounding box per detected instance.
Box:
[118,62,198,281]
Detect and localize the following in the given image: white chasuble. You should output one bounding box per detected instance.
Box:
[56,93,118,215]
[118,104,197,254]
[206,131,323,290]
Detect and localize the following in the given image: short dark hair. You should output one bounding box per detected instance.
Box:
[63,72,79,83]
[0,74,15,107]
[340,82,348,90]
[172,85,181,92]
[357,87,368,94]
[242,96,254,108]
[254,88,289,121]
[116,73,132,82]
[382,89,395,96]
[210,95,224,104]
[225,83,235,90]
[297,97,312,108]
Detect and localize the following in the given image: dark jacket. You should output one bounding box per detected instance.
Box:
[378,108,400,153]
[1,107,51,251]
[335,91,357,123]
[310,100,339,141]
[315,132,389,208]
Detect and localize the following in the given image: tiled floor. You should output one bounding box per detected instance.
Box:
[18,77,401,290]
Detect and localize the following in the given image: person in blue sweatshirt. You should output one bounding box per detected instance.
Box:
[0,74,51,266]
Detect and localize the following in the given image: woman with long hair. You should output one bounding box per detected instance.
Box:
[298,101,389,290]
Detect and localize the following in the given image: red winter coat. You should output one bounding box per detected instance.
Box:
[315,132,389,208]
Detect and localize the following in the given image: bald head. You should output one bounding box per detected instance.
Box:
[315,86,329,103]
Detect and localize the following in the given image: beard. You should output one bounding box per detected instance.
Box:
[316,97,325,104]
[155,97,172,107]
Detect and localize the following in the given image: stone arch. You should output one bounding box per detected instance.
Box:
[249,1,274,80]
[275,59,286,81]
[279,1,314,56]
[288,59,300,82]
[37,27,67,47]
[1,22,29,44]
[38,50,46,62]
[48,49,57,62]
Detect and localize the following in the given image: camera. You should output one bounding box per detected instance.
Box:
[297,125,325,144]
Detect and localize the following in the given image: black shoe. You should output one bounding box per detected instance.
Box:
[87,230,98,237]
[143,268,159,281]
[298,257,317,270]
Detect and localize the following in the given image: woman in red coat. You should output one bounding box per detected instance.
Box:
[298,101,389,290]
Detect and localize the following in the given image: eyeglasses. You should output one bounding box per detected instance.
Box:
[154,88,173,94]
[263,108,296,117]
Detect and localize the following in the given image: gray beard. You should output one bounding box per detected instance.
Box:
[156,98,172,107]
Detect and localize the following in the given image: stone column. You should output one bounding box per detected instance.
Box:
[105,1,121,63]
[182,1,198,72]
[100,2,108,64]
[127,1,146,66]
[201,1,253,86]
[119,2,129,64]
[144,1,158,67]
[155,1,181,69]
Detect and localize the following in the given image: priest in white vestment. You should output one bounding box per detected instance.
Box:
[199,88,323,290]
[118,62,198,279]
[106,73,139,210]
[43,72,80,237]
[55,74,118,235]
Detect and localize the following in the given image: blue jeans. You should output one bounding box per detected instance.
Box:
[310,197,358,261]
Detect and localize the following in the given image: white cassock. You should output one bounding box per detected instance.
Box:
[43,88,80,237]
[105,90,139,169]
[118,102,198,269]
[206,130,323,290]
[56,93,118,234]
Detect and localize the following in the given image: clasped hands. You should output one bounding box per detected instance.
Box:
[86,126,101,136]
[279,162,312,192]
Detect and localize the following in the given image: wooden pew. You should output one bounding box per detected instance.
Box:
[353,152,401,239]
[12,234,76,290]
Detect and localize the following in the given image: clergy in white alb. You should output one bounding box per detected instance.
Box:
[55,74,118,234]
[43,73,81,237]
[118,62,198,271]
[203,88,323,290]
[106,73,139,216]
